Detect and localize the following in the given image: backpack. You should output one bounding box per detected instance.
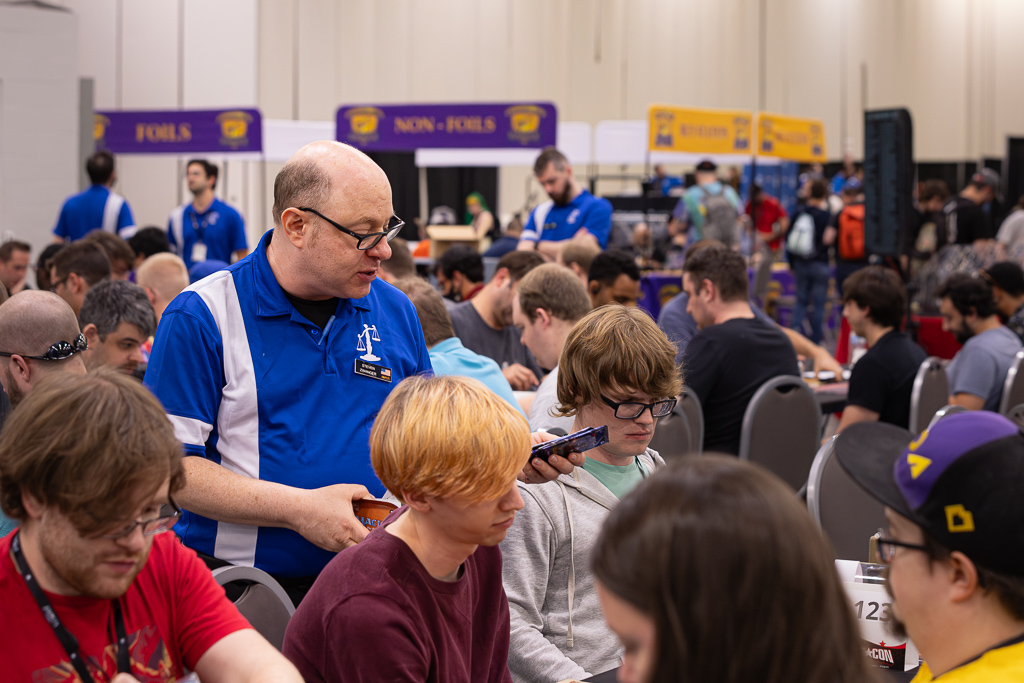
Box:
[698,187,740,246]
[838,203,866,260]
[787,211,817,258]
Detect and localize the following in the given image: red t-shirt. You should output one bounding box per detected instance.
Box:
[0,531,251,682]
[284,509,513,683]
[746,196,788,250]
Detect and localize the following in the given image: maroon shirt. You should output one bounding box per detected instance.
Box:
[283,510,513,683]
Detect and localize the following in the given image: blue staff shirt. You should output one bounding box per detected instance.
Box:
[53,185,135,241]
[144,230,432,577]
[168,198,248,270]
[521,190,613,248]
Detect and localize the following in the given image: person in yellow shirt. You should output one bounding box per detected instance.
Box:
[837,411,1024,682]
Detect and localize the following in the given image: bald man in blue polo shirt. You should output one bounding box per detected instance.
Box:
[145,141,432,602]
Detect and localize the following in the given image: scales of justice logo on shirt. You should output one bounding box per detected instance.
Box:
[354,324,392,382]
[357,324,381,361]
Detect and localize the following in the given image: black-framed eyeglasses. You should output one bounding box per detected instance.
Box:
[297,207,404,251]
[871,529,930,564]
[98,498,182,540]
[49,276,69,293]
[0,334,88,361]
[600,394,677,420]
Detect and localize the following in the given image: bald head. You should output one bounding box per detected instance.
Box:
[0,290,81,356]
[136,253,189,319]
[0,291,86,405]
[272,141,389,228]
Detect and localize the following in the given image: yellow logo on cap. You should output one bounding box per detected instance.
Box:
[907,454,932,480]
[909,428,929,452]
[945,504,975,533]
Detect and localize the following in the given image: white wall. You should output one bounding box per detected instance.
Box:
[0,5,78,257]
[11,0,1024,245]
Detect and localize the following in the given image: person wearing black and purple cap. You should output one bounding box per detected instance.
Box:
[836,411,1024,682]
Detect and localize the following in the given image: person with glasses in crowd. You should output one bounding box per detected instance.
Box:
[144,141,432,606]
[500,305,682,683]
[592,456,872,683]
[48,240,111,316]
[837,411,1024,682]
[0,369,302,682]
[0,290,89,535]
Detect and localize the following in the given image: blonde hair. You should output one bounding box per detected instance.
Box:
[371,375,530,503]
[136,252,189,304]
[557,306,682,416]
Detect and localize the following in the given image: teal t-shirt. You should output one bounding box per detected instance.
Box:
[582,456,648,500]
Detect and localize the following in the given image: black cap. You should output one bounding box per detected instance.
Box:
[981,262,1024,296]
[971,168,1002,200]
[695,159,717,172]
[835,412,1024,577]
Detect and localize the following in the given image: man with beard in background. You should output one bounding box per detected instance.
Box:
[517,148,612,260]
[937,274,1022,411]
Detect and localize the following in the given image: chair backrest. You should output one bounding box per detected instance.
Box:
[212,565,295,650]
[739,375,821,491]
[1000,350,1024,415]
[647,406,693,461]
[1007,403,1024,429]
[927,403,967,430]
[806,436,887,561]
[677,386,704,455]
[908,356,949,435]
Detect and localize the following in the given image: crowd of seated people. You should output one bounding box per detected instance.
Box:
[4,142,1024,682]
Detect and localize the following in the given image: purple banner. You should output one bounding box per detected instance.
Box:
[94,108,262,154]
[336,103,557,151]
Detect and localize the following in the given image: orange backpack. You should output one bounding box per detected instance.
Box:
[838,203,866,260]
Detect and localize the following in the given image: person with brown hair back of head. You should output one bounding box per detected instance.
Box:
[593,456,874,683]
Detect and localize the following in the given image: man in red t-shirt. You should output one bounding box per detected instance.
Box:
[0,369,301,683]
[284,375,531,682]
[745,184,789,254]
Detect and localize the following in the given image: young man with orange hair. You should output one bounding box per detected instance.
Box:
[284,375,531,682]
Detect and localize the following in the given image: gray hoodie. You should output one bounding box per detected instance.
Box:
[500,449,663,683]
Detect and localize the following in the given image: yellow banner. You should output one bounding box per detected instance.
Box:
[648,105,753,155]
[757,112,827,162]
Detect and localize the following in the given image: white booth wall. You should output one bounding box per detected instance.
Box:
[12,0,1024,248]
[0,5,78,256]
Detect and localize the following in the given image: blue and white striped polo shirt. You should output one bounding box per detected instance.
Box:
[53,185,136,241]
[145,230,432,577]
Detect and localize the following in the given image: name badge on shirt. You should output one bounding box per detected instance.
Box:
[355,359,392,383]
[191,241,208,263]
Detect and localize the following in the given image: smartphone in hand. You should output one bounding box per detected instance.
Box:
[531,426,609,463]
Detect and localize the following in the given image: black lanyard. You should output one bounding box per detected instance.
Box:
[11,531,130,682]
[189,208,209,243]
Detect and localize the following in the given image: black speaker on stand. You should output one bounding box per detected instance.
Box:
[863,108,916,339]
